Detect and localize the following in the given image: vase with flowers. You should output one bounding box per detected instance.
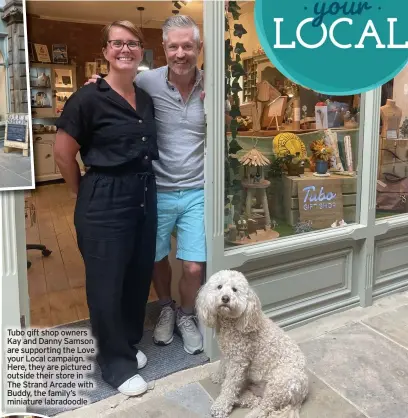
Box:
[310,139,333,175]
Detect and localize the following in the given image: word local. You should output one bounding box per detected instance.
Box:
[274,18,407,49]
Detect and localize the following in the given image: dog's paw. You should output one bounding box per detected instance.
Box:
[211,399,231,418]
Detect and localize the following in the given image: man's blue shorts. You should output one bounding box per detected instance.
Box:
[155,188,207,263]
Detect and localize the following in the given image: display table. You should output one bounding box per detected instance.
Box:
[282,172,357,227]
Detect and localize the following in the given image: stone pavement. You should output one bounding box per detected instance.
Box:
[0,141,33,189]
[56,288,408,418]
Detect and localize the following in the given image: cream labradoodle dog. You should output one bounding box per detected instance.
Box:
[196,270,308,418]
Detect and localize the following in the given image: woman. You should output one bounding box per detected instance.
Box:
[54,21,159,396]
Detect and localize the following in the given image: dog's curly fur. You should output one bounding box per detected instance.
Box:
[196,270,309,418]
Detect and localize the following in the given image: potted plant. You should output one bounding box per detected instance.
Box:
[310,139,333,174]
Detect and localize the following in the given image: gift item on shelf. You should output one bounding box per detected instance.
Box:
[327,100,349,128]
[226,214,279,245]
[331,219,347,228]
[238,147,271,225]
[273,132,307,160]
[344,135,354,172]
[379,142,408,180]
[315,102,328,129]
[323,130,344,172]
[285,152,308,176]
[343,107,359,128]
[309,138,333,175]
[376,173,408,213]
[380,99,402,139]
[283,81,301,130]
[239,80,283,131]
[226,146,280,245]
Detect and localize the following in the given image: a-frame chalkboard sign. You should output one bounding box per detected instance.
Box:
[4,113,30,157]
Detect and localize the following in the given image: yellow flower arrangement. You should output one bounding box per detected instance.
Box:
[310,139,333,162]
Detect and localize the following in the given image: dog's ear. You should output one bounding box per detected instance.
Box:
[236,287,262,334]
[196,284,218,328]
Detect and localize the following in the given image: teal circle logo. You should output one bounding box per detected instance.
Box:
[254,0,408,95]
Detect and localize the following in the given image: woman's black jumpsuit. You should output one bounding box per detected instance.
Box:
[55,77,159,388]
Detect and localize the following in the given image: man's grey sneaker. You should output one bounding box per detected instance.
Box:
[176,312,203,355]
[153,305,176,346]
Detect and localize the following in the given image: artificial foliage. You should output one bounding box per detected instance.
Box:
[309,138,333,162]
[225,1,247,220]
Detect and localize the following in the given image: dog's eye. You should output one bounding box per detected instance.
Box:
[232,287,237,292]
[217,285,222,290]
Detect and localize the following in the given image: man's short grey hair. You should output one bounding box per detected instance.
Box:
[162,15,201,45]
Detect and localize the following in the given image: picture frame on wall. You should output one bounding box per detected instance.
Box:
[52,44,68,64]
[34,43,51,63]
[85,62,97,78]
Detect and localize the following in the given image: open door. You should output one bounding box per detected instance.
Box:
[1,190,30,414]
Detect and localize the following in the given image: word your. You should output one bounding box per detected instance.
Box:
[274,18,407,49]
[303,185,336,204]
[312,1,372,27]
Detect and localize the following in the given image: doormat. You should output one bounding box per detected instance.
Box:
[27,302,210,417]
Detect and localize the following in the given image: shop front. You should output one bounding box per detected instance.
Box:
[202,1,408,357]
[2,0,408,411]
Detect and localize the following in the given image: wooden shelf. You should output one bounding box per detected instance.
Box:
[227,127,360,138]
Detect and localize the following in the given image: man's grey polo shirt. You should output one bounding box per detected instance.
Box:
[135,65,205,191]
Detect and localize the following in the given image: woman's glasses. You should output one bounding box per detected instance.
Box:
[107,40,143,50]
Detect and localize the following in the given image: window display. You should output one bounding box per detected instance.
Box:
[224,1,362,249]
[376,64,408,219]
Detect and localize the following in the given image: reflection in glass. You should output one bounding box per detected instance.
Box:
[376,64,408,218]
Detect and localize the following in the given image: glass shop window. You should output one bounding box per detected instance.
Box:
[376,64,408,219]
[224,1,362,249]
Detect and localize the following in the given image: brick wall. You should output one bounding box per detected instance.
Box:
[26,16,168,87]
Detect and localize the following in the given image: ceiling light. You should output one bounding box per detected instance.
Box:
[137,6,150,72]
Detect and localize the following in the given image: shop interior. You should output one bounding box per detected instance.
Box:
[25,0,203,330]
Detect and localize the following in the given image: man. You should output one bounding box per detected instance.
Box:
[141,15,205,355]
[90,15,206,355]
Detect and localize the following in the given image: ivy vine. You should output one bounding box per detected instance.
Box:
[225,1,247,217]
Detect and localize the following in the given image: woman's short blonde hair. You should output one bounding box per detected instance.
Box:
[101,20,144,49]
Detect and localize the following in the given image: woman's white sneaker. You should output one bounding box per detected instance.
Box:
[117,374,148,396]
[136,350,147,369]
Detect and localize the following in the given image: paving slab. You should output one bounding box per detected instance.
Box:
[107,396,204,418]
[199,369,366,418]
[0,142,33,189]
[300,322,408,418]
[0,167,32,188]
[362,305,408,350]
[163,382,213,417]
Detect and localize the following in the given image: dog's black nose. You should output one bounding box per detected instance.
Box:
[222,295,230,304]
